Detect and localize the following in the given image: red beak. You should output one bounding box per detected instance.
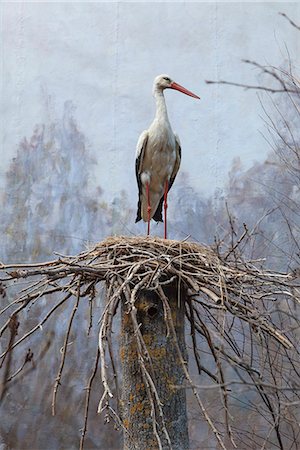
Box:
[170,81,200,99]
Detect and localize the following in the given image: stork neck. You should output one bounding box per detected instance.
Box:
[154,89,169,123]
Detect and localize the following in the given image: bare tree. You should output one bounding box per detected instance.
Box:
[206,12,300,271]
[0,236,299,449]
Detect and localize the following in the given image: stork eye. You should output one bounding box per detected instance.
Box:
[163,77,171,82]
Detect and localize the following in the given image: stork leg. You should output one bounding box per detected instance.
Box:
[146,182,151,236]
[164,180,168,239]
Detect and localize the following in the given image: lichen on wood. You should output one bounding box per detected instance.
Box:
[0,235,299,450]
[120,284,189,450]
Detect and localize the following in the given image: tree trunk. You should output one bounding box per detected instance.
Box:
[120,283,189,450]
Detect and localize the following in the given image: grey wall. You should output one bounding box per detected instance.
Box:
[1,2,299,212]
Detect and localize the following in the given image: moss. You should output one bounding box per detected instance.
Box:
[120,344,138,362]
[148,346,166,359]
[136,382,145,391]
[130,401,144,415]
[119,346,125,361]
[122,312,132,328]
[143,333,156,345]
[123,418,130,429]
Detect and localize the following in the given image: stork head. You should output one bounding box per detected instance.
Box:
[153,74,200,99]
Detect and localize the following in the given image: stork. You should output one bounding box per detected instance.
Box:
[135,74,200,239]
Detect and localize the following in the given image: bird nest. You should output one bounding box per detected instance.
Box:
[1,235,295,348]
[0,235,299,449]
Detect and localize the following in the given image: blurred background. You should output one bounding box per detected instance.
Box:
[1,2,300,449]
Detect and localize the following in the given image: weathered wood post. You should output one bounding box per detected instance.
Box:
[120,282,189,450]
[1,236,295,450]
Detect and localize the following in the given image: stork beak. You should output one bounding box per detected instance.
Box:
[170,82,200,99]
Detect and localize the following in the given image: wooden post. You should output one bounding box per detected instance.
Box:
[120,283,189,450]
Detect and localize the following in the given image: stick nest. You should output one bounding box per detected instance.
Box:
[0,236,299,449]
[3,235,296,348]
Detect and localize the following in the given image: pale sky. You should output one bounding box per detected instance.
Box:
[1,2,300,203]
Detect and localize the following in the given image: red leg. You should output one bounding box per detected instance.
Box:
[146,182,151,236]
[164,180,168,239]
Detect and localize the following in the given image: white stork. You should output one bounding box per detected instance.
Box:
[135,74,200,238]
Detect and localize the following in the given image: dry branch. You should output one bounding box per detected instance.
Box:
[0,235,299,449]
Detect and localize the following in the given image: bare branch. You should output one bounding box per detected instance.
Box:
[0,236,299,448]
[52,280,81,416]
[279,12,300,31]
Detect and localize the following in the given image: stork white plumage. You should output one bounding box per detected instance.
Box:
[135,74,200,238]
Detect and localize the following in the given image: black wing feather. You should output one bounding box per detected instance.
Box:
[135,133,148,223]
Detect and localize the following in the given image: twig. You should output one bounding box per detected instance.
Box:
[79,349,100,450]
[279,12,300,31]
[52,281,81,415]
[205,79,298,94]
